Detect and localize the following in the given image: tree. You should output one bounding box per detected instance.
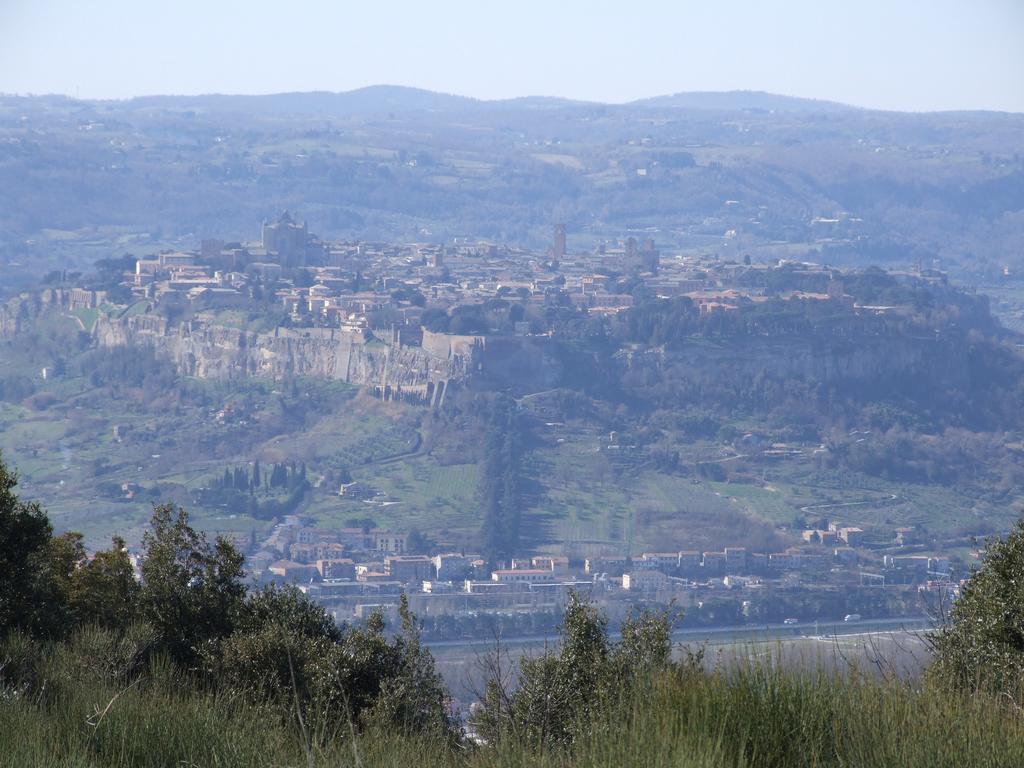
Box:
[472,593,678,749]
[208,584,342,705]
[139,504,245,665]
[212,590,453,742]
[929,519,1024,700]
[362,594,454,739]
[449,304,487,335]
[0,456,64,637]
[69,536,140,629]
[236,584,341,643]
[1,455,138,638]
[406,527,431,555]
[35,532,86,636]
[478,396,524,564]
[421,307,450,333]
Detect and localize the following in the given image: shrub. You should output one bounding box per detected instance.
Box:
[471,593,679,749]
[928,518,1024,701]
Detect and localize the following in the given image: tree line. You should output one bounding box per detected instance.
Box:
[477,396,525,565]
[194,460,311,520]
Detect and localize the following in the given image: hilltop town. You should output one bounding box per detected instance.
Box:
[4,212,972,398]
[2,214,1014,638]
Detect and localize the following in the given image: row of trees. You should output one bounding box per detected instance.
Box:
[422,304,490,335]
[213,460,308,493]
[195,461,311,519]
[478,397,525,564]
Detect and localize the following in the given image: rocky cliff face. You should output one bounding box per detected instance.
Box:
[0,289,107,339]
[93,316,480,404]
[11,295,966,409]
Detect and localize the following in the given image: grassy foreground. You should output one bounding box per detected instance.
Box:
[3,653,1024,768]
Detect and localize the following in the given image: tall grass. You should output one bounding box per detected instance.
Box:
[4,636,1024,767]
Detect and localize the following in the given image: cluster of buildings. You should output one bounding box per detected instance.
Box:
[240,512,960,628]
[112,214,896,345]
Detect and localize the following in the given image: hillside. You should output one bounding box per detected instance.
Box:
[1,264,1021,561]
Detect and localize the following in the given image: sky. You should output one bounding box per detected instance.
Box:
[0,0,1022,112]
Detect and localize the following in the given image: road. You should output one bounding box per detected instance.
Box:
[424,615,931,651]
[799,494,899,514]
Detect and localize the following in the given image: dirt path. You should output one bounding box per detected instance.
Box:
[799,493,899,514]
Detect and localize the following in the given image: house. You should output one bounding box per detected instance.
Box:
[315,558,356,580]
[316,542,348,561]
[339,481,379,499]
[837,527,865,546]
[433,553,473,581]
[622,571,668,591]
[724,548,748,571]
[491,569,554,585]
[702,552,726,573]
[385,555,434,584]
[678,551,702,571]
[640,553,681,572]
[356,570,393,584]
[421,580,459,594]
[268,560,320,583]
[585,556,627,576]
[373,530,407,555]
[337,528,375,550]
[465,579,513,594]
[289,542,320,563]
[769,548,827,572]
[802,530,839,546]
[532,555,570,575]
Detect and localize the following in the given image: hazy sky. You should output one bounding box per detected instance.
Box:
[1,0,1022,112]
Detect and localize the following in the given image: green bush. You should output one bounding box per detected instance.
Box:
[928,518,1024,701]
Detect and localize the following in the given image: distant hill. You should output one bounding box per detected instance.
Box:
[116,86,857,116]
[14,87,1017,118]
[487,96,597,111]
[3,85,1022,285]
[629,90,857,113]
[122,85,479,116]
